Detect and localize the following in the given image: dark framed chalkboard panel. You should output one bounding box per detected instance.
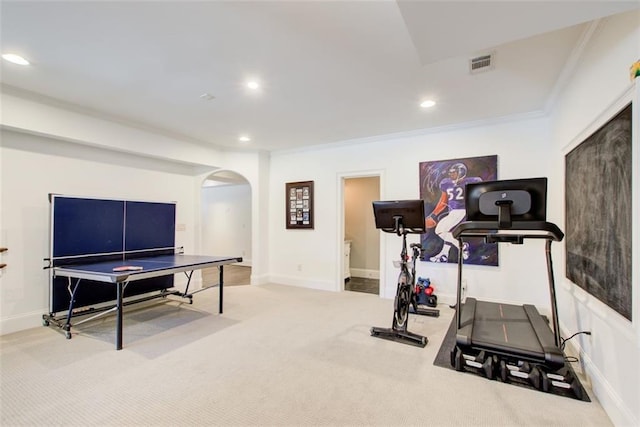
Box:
[565,103,632,321]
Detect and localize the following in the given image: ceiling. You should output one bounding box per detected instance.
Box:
[1,1,638,153]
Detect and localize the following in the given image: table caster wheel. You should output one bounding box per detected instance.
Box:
[42,319,50,327]
[65,331,72,339]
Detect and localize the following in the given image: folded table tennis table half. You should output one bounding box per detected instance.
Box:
[45,254,242,350]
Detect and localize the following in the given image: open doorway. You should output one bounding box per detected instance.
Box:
[343,176,380,295]
[200,170,252,286]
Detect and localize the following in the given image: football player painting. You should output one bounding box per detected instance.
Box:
[419,155,498,266]
[426,163,482,262]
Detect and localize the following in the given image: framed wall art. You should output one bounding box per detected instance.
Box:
[286,181,314,229]
[419,155,498,266]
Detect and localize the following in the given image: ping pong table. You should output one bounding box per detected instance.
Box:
[44,254,242,350]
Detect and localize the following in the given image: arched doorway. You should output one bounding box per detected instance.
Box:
[200,170,252,286]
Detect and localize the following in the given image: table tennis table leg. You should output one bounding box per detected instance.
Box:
[116,281,124,350]
[64,278,82,338]
[219,266,224,314]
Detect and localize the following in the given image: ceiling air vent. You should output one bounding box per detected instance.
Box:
[469,53,494,74]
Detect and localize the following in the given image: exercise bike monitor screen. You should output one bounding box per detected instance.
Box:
[464,177,547,227]
[372,199,425,234]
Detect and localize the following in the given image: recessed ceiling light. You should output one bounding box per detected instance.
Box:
[2,53,30,65]
[200,93,215,101]
[420,100,436,108]
[239,136,251,143]
[247,81,260,90]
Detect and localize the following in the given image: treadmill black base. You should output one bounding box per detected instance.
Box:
[451,345,588,401]
[434,318,590,402]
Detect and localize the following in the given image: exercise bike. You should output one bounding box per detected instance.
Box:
[370,200,440,348]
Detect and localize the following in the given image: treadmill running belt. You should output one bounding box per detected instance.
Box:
[472,301,543,357]
[457,298,564,365]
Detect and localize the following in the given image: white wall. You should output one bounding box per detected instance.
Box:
[1,89,223,166]
[0,130,199,334]
[266,15,639,423]
[549,10,639,427]
[268,115,555,306]
[202,151,271,284]
[1,10,637,425]
[0,141,4,279]
[0,129,268,334]
[201,184,252,264]
[0,92,270,330]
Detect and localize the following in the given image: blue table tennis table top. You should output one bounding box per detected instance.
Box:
[52,254,242,283]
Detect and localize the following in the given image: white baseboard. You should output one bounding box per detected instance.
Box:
[268,274,336,292]
[350,268,379,279]
[1,310,46,336]
[564,338,637,427]
[251,273,270,285]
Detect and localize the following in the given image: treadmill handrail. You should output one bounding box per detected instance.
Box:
[452,220,564,242]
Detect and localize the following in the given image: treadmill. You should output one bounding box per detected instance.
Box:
[450,178,583,398]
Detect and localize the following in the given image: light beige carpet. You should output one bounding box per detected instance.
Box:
[1,284,612,426]
[202,265,251,287]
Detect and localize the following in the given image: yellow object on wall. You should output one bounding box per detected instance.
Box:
[630,60,640,80]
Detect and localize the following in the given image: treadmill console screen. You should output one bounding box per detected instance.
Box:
[479,190,531,215]
[465,178,547,226]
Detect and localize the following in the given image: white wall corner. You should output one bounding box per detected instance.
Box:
[562,323,637,427]
[578,347,637,427]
